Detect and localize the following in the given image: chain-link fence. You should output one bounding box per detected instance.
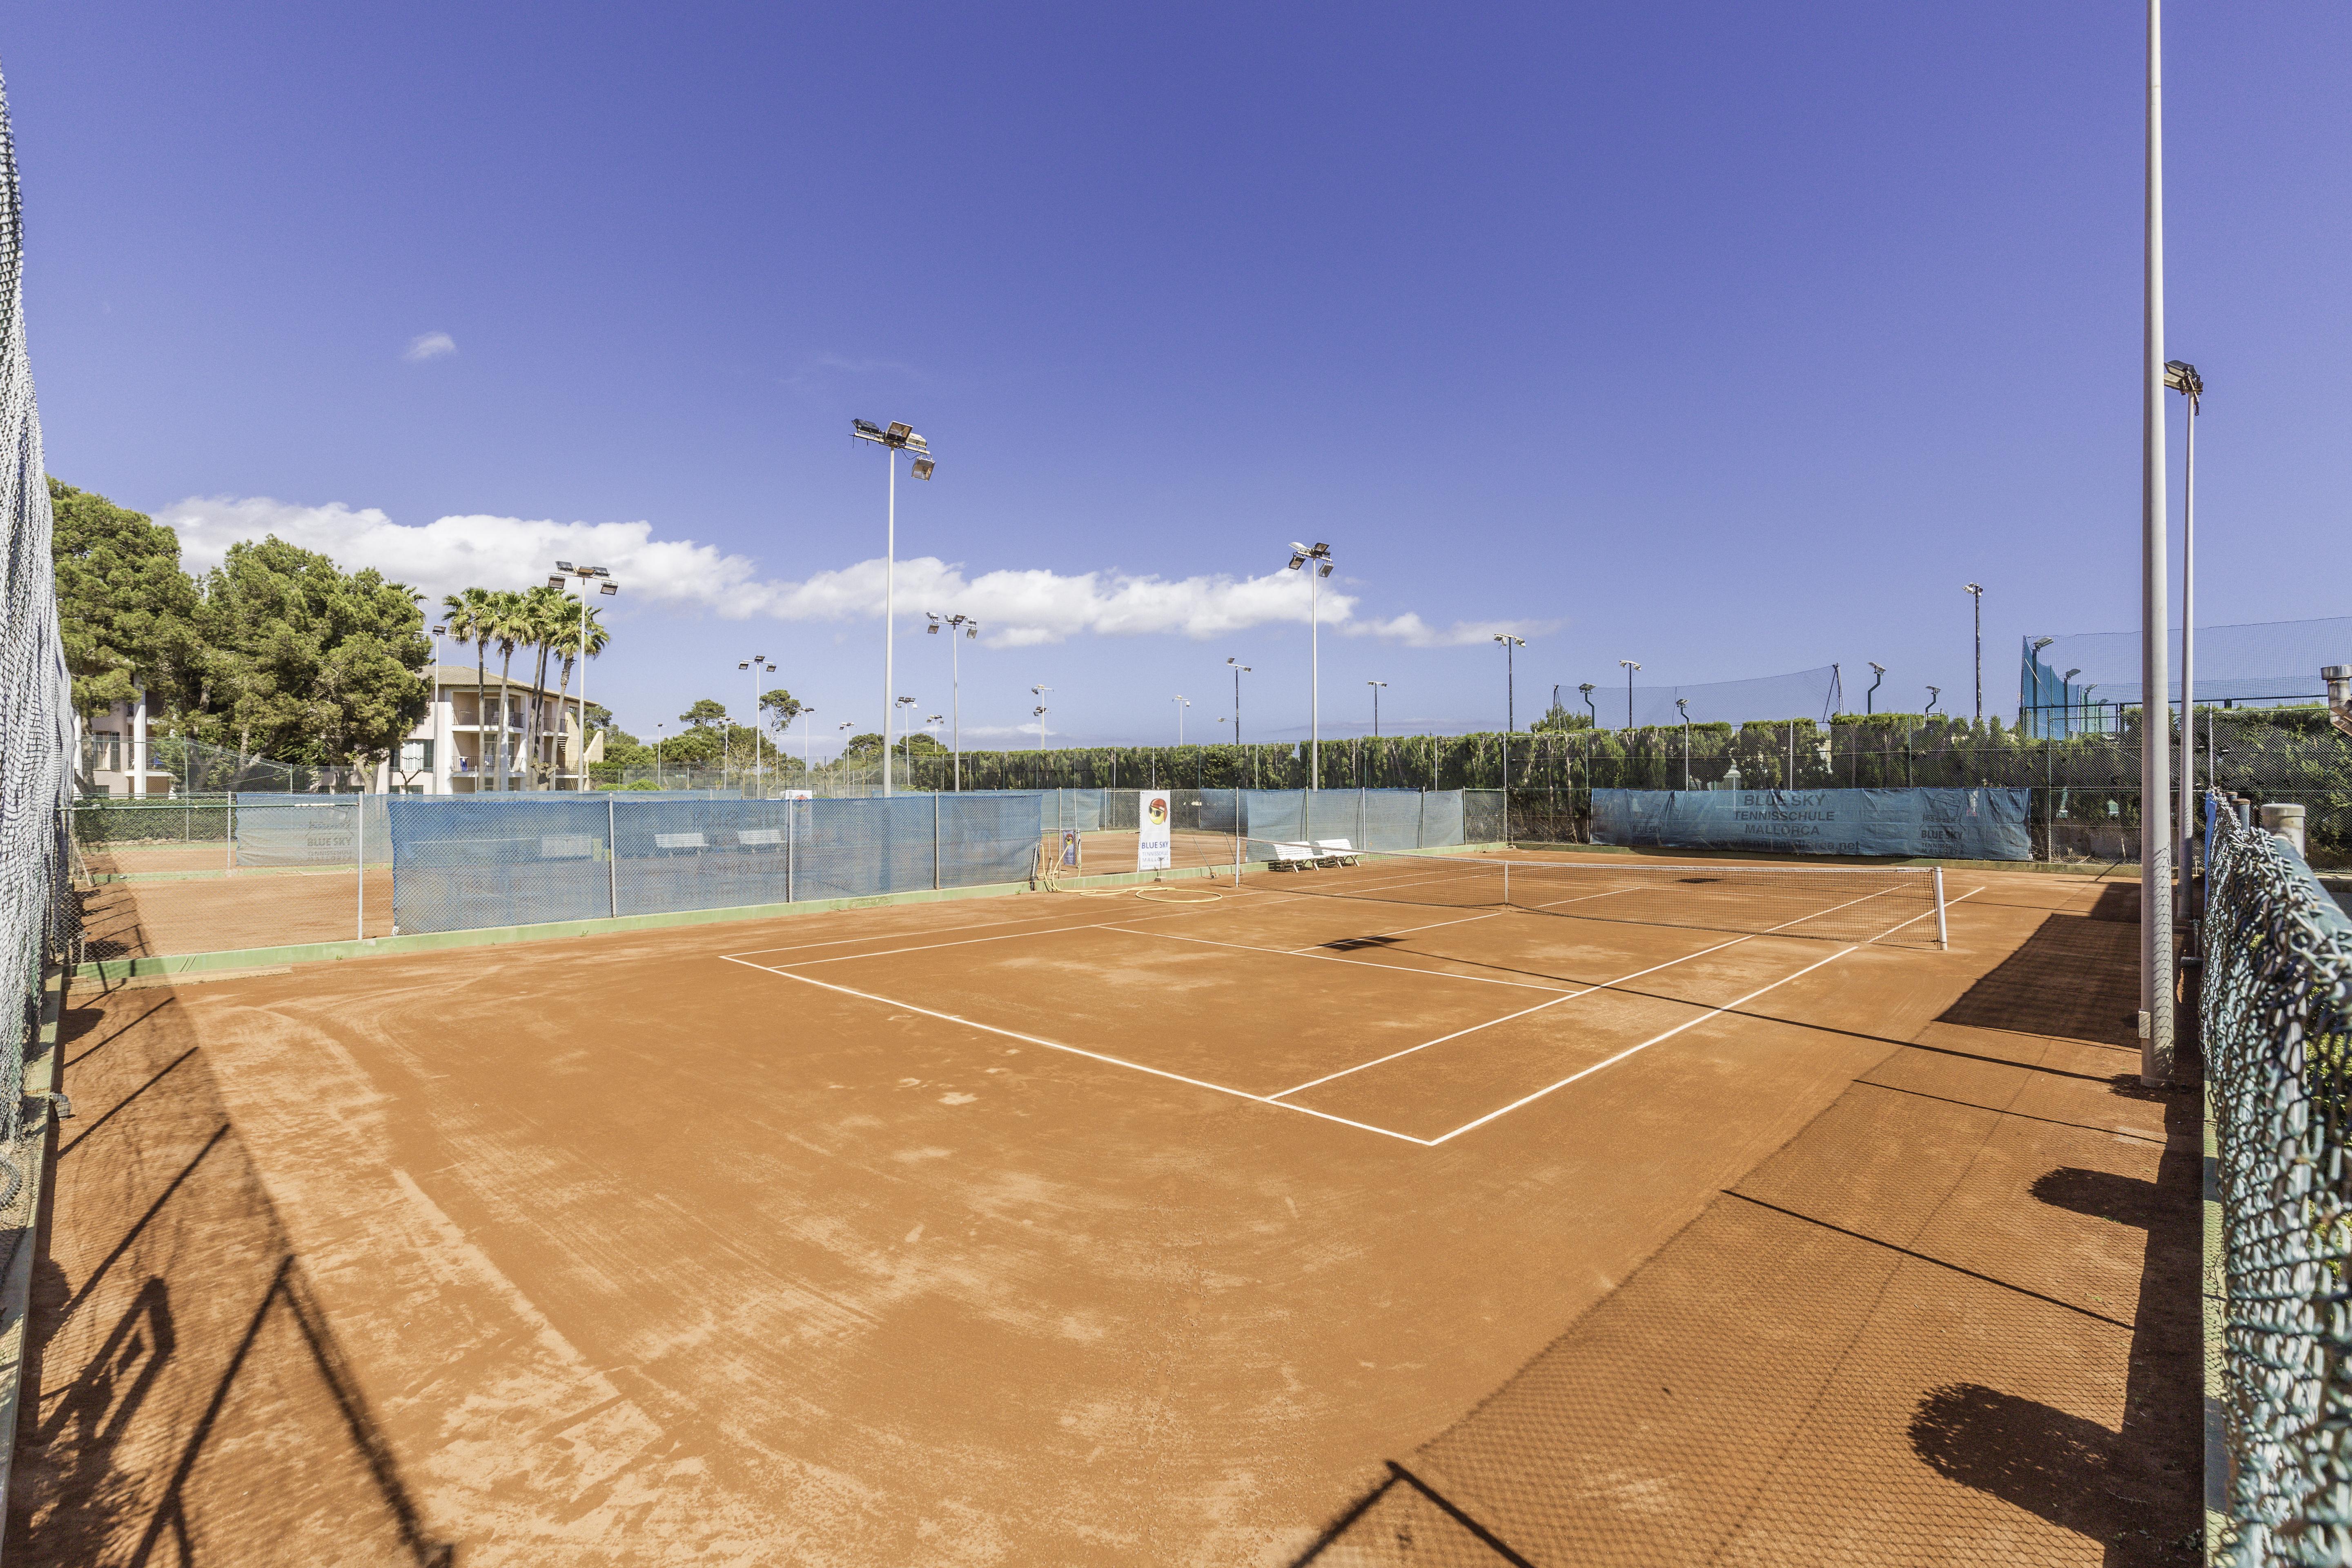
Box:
[2204,796,2352,1563]
[0,70,72,1147]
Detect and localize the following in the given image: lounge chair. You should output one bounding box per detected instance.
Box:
[1313,838,1361,866]
[1269,842,1322,871]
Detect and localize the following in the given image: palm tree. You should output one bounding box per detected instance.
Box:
[515,582,571,788]
[485,589,531,791]
[552,604,609,787]
[441,588,497,793]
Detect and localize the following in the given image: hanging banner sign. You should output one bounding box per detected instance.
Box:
[1138,791,1173,871]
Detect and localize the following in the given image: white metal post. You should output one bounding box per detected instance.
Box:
[951,627,961,791]
[355,797,365,941]
[2176,385,2196,924]
[606,793,619,917]
[2140,0,2174,1083]
[1933,865,1948,950]
[1309,567,1320,788]
[884,450,896,799]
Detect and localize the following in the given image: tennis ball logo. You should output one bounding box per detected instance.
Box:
[1147,797,1168,825]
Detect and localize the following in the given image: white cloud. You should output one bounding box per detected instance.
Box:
[1345,612,1562,648]
[403,331,457,362]
[153,495,1542,649]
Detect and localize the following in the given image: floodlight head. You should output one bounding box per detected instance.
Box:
[432,624,448,635]
[964,625,977,639]
[1676,698,1689,714]
[1619,659,1640,670]
[1316,561,1333,578]
[853,418,882,436]
[911,457,935,480]
[1287,554,1305,571]
[2030,636,2054,653]
[1311,543,1328,555]
[885,421,913,441]
[1963,582,1982,596]
[593,566,611,577]
[1579,683,1595,695]
[2163,359,2203,398]
[547,575,566,588]
[555,560,574,572]
[599,581,618,595]
[2064,667,2081,681]
[1869,662,1886,675]
[739,662,750,670]
[927,621,940,635]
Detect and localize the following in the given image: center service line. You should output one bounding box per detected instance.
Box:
[717,955,1435,1146]
[1423,944,1859,1145]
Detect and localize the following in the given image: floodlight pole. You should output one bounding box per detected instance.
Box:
[1579,683,1596,728]
[1866,662,1885,717]
[2139,0,2175,1084]
[1676,697,1691,788]
[801,708,816,775]
[2167,360,2201,927]
[1174,695,1190,746]
[1032,686,1051,753]
[1619,660,1641,730]
[1494,634,1526,789]
[851,419,935,799]
[1228,659,1250,748]
[1286,543,1334,786]
[1367,680,1385,739]
[1963,584,1984,722]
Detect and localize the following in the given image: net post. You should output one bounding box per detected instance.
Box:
[1933,865,1949,949]
[606,793,619,918]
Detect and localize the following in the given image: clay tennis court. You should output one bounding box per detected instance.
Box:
[12,850,2198,1564]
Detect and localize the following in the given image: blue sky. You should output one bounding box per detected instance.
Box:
[10,4,2348,751]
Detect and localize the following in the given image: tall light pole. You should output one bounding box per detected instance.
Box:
[2166,358,2202,927]
[1173,695,1190,746]
[1866,662,1885,716]
[895,695,918,784]
[1618,660,1641,730]
[800,708,817,776]
[837,719,852,776]
[1493,633,1525,790]
[1925,686,1940,717]
[2063,668,2082,736]
[851,418,935,798]
[2027,635,2056,733]
[1227,658,1250,745]
[1286,542,1334,785]
[927,613,980,791]
[1366,680,1385,738]
[655,722,665,789]
[1675,697,1692,788]
[2139,0,2174,1083]
[1031,686,1051,752]
[738,655,773,797]
[1578,682,1596,728]
[552,562,617,791]
[1962,584,1984,722]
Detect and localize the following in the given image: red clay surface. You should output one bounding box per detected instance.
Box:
[78,866,394,960]
[11,855,2197,1564]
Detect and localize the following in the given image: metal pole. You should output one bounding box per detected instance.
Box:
[2140,0,2174,1084]
[606,793,619,916]
[1973,592,1982,722]
[2176,387,2196,925]
[1933,865,1948,950]
[952,628,962,791]
[884,449,896,799]
[933,790,940,891]
[355,795,364,941]
[1310,567,1320,788]
[577,591,588,791]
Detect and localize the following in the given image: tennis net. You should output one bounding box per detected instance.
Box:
[1243,851,1947,945]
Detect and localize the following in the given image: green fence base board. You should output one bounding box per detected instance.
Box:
[72,862,1223,982]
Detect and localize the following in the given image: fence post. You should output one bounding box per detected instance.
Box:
[355,795,365,941]
[606,793,619,918]
[227,793,236,874]
[933,791,941,891]
[786,794,795,903]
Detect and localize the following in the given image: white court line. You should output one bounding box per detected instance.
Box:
[724,902,1202,962]
[763,905,1198,970]
[1423,945,1859,1145]
[1101,924,1572,994]
[1288,906,1510,951]
[719,955,1434,1146]
[1265,933,1760,1099]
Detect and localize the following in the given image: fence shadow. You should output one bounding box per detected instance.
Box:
[1937,913,2141,1047]
[7,983,453,1566]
